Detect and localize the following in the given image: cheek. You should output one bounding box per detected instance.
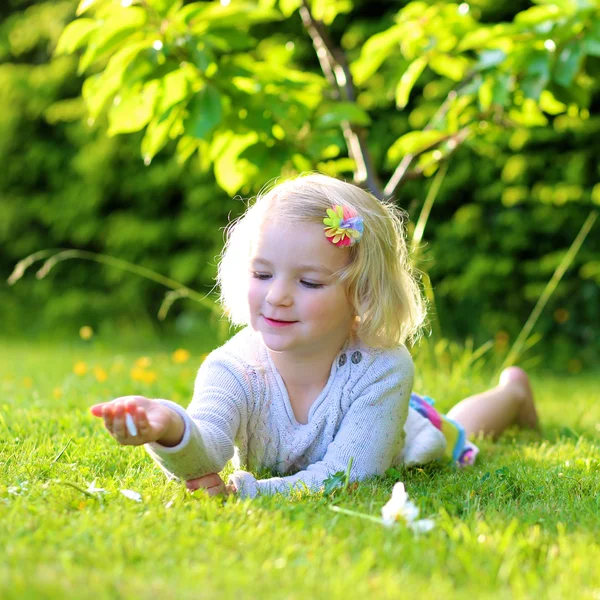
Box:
[247,279,262,312]
[306,291,351,324]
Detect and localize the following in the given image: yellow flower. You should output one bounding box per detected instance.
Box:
[130,367,157,384]
[135,356,152,368]
[52,387,63,400]
[79,326,94,340]
[73,361,88,376]
[22,377,33,389]
[141,370,157,385]
[130,367,145,382]
[172,348,190,364]
[93,367,108,383]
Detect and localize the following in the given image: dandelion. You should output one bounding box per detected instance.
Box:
[172,348,190,364]
[141,370,157,385]
[73,361,88,376]
[22,377,33,389]
[381,482,435,533]
[135,357,152,368]
[93,367,108,383]
[130,367,145,382]
[52,387,63,400]
[79,326,94,340]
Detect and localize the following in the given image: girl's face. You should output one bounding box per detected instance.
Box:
[248,219,356,358]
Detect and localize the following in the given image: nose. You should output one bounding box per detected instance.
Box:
[265,278,293,307]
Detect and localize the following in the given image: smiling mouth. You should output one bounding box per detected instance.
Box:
[263,316,297,327]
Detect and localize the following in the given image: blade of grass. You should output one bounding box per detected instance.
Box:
[411,161,448,257]
[8,248,221,316]
[501,210,598,371]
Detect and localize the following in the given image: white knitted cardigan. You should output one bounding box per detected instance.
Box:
[146,328,446,498]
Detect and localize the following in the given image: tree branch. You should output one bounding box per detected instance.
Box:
[384,90,459,199]
[299,1,383,198]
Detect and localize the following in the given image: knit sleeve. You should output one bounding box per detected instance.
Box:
[145,355,250,481]
[229,347,413,498]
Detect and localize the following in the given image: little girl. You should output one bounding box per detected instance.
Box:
[91,174,538,498]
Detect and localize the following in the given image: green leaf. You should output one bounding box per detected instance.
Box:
[55,19,101,56]
[176,2,210,25]
[539,90,567,115]
[316,158,356,176]
[82,73,118,119]
[188,3,281,33]
[553,40,584,87]
[583,19,600,57]
[490,73,512,107]
[322,470,346,496]
[213,131,260,195]
[478,77,493,111]
[396,56,427,109]
[107,80,160,135]
[583,36,600,57]
[76,0,106,16]
[141,105,182,163]
[312,0,353,26]
[157,69,191,114]
[428,55,469,82]
[515,4,563,26]
[175,136,200,165]
[78,7,147,74]
[520,50,550,100]
[314,102,371,129]
[387,130,447,163]
[351,25,403,86]
[146,0,180,18]
[521,74,547,100]
[280,0,302,17]
[475,49,506,71]
[184,85,223,140]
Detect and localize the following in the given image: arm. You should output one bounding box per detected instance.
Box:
[145,356,250,481]
[229,348,414,498]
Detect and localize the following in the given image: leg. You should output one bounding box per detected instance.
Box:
[446,367,539,438]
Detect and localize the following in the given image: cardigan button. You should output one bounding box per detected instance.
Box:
[338,353,347,367]
[351,351,362,364]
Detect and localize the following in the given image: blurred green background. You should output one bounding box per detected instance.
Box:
[1,0,598,373]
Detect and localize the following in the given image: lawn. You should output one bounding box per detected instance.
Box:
[1,334,599,599]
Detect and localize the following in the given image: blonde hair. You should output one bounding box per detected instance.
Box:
[218,173,426,348]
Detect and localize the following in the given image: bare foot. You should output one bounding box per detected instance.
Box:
[499,367,540,431]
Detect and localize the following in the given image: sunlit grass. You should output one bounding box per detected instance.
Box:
[1,334,599,599]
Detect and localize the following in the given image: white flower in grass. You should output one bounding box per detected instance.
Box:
[381,482,435,533]
[86,481,107,494]
[120,489,142,502]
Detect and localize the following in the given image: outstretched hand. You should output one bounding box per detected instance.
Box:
[90,396,179,446]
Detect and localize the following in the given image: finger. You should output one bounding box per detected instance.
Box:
[90,404,106,417]
[102,404,115,433]
[136,406,152,438]
[112,402,127,439]
[206,483,226,497]
[186,474,222,491]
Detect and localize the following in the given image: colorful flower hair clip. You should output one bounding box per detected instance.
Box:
[323,205,364,247]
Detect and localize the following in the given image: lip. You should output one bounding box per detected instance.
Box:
[263,316,297,328]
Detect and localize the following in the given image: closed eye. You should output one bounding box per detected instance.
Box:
[252,272,271,280]
[301,280,324,289]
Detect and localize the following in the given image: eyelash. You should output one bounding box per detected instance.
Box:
[251,272,324,289]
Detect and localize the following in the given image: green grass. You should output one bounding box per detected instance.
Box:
[1,336,599,599]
